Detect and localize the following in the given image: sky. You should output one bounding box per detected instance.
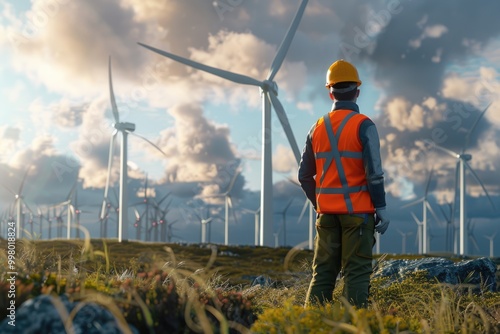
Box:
[0,0,499,256]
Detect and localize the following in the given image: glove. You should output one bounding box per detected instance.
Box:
[374,208,390,234]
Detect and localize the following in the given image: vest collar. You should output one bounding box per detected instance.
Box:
[331,101,359,113]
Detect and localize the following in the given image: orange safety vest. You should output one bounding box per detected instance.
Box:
[311,109,375,214]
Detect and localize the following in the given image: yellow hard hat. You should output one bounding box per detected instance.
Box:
[325,59,362,88]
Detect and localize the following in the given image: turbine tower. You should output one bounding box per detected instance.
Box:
[410,211,424,254]
[138,0,309,247]
[101,57,169,242]
[424,104,495,255]
[401,169,441,253]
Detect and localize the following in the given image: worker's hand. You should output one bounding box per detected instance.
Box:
[374,208,390,234]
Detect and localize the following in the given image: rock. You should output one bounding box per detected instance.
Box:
[372,257,497,292]
[251,275,274,287]
[0,294,139,334]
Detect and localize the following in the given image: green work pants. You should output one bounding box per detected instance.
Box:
[305,213,375,308]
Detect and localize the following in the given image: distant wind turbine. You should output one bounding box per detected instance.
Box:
[101,57,169,242]
[483,232,497,257]
[289,177,315,250]
[138,0,309,247]
[410,211,424,254]
[467,219,480,255]
[296,198,315,250]
[397,229,413,254]
[402,169,441,254]
[274,199,293,247]
[1,167,32,239]
[424,103,495,255]
[242,207,260,246]
[201,163,241,245]
[53,180,77,240]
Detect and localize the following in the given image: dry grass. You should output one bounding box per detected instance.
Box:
[0,236,499,333]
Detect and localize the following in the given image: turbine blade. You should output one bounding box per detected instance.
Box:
[464,160,496,210]
[66,178,78,201]
[267,0,309,81]
[108,56,120,123]
[138,43,262,87]
[469,234,480,252]
[410,211,421,225]
[424,168,434,197]
[464,103,491,152]
[297,199,308,224]
[101,132,117,220]
[267,91,301,164]
[424,139,459,158]
[18,166,32,196]
[23,201,35,215]
[1,184,15,196]
[226,163,241,193]
[401,197,424,209]
[158,192,171,206]
[426,201,444,228]
[438,204,450,223]
[286,176,300,187]
[128,131,169,158]
[134,207,140,220]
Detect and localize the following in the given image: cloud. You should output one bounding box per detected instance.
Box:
[70,99,117,189]
[0,126,21,163]
[409,24,448,49]
[272,144,297,174]
[153,103,244,199]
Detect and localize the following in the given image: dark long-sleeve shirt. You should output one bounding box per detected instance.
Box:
[298,101,386,211]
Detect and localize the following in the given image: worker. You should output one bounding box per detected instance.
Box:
[298,59,389,308]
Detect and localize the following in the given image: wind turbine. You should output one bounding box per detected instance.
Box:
[200,217,213,244]
[410,211,424,254]
[438,202,454,253]
[424,103,495,255]
[483,232,497,257]
[242,207,260,246]
[138,0,309,247]
[401,169,441,254]
[289,177,315,250]
[397,229,413,254]
[296,198,315,250]
[53,180,77,240]
[201,163,241,245]
[100,57,169,242]
[153,195,172,242]
[467,219,480,255]
[1,167,32,239]
[274,199,293,247]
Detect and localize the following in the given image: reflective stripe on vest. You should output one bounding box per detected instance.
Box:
[312,109,374,214]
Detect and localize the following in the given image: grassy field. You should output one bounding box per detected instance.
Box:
[1,238,499,333]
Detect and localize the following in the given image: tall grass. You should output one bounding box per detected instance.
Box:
[0,232,499,333]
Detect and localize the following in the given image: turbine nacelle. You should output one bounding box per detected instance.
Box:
[262,80,278,96]
[460,153,472,161]
[114,122,136,132]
